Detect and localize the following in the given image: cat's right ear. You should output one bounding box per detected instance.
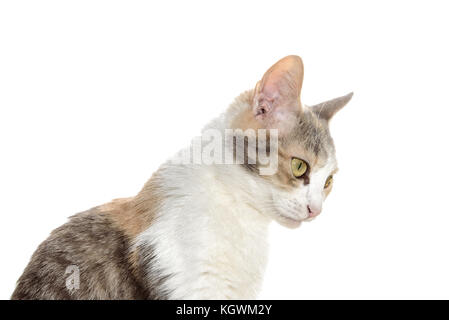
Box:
[252,55,304,128]
[311,92,353,121]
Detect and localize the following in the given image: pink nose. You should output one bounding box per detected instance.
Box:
[307,205,321,217]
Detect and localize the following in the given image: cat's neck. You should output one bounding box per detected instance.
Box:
[133,161,271,299]
[156,159,271,226]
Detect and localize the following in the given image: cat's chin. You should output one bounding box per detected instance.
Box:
[275,215,303,229]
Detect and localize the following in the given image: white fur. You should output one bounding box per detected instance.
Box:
[134,95,337,299]
[135,162,272,299]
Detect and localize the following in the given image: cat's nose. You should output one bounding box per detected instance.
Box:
[307,204,322,218]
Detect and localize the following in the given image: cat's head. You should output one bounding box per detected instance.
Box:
[231,55,352,228]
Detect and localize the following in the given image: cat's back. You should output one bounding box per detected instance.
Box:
[11,201,149,300]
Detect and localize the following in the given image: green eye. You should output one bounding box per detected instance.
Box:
[291,158,308,178]
[324,175,333,189]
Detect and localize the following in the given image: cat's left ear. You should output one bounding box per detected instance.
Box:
[252,55,304,128]
[311,92,353,121]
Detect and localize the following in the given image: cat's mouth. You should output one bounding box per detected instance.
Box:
[275,209,318,228]
[269,198,311,228]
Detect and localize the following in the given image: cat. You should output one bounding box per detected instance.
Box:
[11,55,353,299]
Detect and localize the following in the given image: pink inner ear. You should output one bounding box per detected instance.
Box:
[261,80,280,101]
[254,55,304,119]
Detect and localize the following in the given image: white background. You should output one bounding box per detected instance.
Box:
[1,1,448,299]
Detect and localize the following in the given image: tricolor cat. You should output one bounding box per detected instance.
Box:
[12,55,353,299]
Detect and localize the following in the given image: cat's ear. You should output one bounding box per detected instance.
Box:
[311,92,353,121]
[252,55,304,126]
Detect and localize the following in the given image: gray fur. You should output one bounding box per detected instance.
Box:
[286,110,334,158]
[11,208,168,300]
[311,92,353,121]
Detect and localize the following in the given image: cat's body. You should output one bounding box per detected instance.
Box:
[12,56,352,299]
